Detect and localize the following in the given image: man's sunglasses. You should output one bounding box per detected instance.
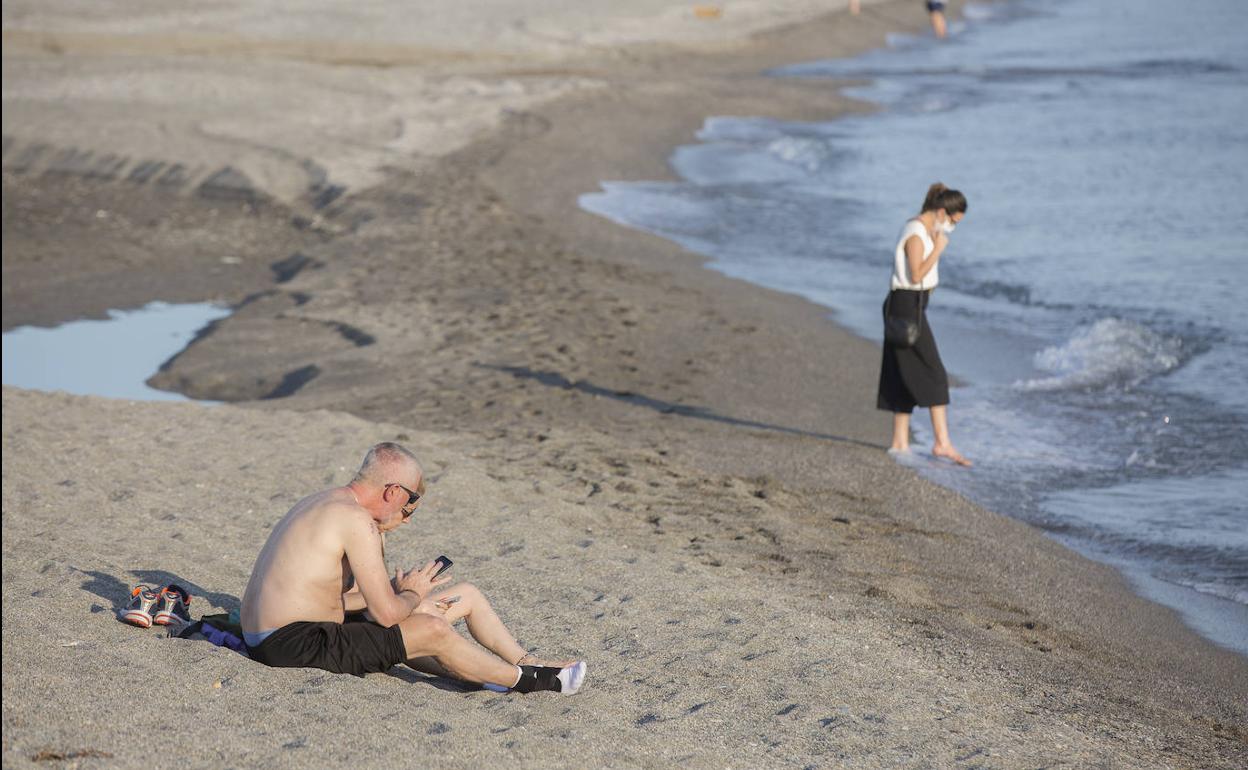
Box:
[388,483,421,515]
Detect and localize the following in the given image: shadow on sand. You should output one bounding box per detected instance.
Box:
[386,664,490,693]
[77,568,240,614]
[81,568,500,689]
[483,364,884,450]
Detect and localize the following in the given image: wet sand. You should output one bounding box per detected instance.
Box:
[3,0,1246,767]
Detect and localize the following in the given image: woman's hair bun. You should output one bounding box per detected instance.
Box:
[922,182,967,215]
[923,183,948,210]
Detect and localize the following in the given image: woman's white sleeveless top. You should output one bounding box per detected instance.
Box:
[890,218,937,291]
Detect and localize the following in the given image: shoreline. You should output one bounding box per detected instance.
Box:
[527,4,1248,657]
[476,3,1248,657]
[4,0,1247,766]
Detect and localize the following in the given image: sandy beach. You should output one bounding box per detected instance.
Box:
[3,0,1246,767]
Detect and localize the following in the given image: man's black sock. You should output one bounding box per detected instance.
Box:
[511,665,563,693]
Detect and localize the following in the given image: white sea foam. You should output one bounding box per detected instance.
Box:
[1163,576,1248,606]
[883,32,920,50]
[763,135,833,173]
[1015,318,1184,391]
[579,182,710,235]
[961,3,1001,22]
[697,116,787,143]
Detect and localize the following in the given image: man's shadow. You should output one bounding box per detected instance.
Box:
[83,568,486,690]
[384,665,490,693]
[77,568,240,615]
[482,364,883,449]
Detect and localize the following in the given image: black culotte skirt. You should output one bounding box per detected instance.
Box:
[877,289,949,413]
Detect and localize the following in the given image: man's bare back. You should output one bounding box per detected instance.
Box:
[241,487,373,635]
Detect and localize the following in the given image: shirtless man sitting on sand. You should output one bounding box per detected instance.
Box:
[241,442,586,694]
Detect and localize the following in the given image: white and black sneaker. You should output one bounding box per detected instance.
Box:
[153,584,193,627]
[118,585,159,628]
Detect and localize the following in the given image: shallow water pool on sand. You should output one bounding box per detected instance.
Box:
[2,301,230,402]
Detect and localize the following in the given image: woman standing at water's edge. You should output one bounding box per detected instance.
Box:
[878,183,971,466]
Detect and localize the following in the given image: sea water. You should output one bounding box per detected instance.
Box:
[581,0,1248,653]
[2,301,230,402]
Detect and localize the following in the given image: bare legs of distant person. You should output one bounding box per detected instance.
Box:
[891,408,971,466]
[929,406,972,465]
[849,0,861,14]
[399,582,575,686]
[930,8,948,38]
[890,412,911,454]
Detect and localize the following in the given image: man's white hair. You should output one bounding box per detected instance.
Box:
[353,442,422,489]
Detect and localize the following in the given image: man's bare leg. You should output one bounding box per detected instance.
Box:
[400,613,586,694]
[399,614,519,687]
[930,405,972,466]
[404,656,452,678]
[931,9,948,38]
[431,583,575,667]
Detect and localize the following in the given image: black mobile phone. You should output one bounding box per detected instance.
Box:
[432,555,453,578]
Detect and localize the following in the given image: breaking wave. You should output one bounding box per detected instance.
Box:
[762,135,834,173]
[1016,318,1185,391]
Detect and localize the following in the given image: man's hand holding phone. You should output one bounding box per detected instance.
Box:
[431,555,453,578]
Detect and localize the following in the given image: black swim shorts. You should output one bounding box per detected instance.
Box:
[248,615,407,677]
[926,1,946,11]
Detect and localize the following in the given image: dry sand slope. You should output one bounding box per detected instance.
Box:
[3,0,1247,767]
[2,387,1245,768]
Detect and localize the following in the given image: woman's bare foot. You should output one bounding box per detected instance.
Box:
[516,652,578,668]
[932,444,972,467]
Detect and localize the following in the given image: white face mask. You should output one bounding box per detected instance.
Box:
[940,218,957,234]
